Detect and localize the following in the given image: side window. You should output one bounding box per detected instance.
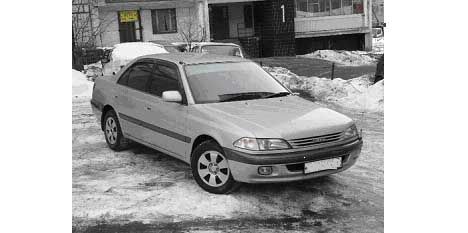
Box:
[148,63,180,97]
[126,62,154,92]
[117,68,130,85]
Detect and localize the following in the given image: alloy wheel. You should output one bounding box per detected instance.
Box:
[105,117,118,144]
[197,150,230,187]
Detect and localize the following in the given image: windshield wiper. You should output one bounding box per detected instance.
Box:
[219,92,269,102]
[263,92,291,99]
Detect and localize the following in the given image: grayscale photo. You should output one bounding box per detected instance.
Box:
[72,0,384,232]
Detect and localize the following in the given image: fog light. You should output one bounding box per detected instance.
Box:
[258,166,273,175]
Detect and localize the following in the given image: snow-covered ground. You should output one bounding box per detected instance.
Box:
[298,37,384,66]
[265,67,384,113]
[72,69,93,99]
[72,98,384,232]
[298,50,378,66]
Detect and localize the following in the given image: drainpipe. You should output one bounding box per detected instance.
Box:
[363,0,372,51]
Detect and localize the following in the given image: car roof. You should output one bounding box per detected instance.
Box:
[137,53,247,65]
[149,40,185,46]
[191,42,240,47]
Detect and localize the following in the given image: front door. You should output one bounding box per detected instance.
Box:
[118,10,140,42]
[142,61,188,158]
[209,6,230,40]
[119,22,136,42]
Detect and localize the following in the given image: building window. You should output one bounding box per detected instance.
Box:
[151,9,177,34]
[296,0,364,17]
[244,5,253,28]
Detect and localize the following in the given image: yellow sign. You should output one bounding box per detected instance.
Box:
[120,10,138,23]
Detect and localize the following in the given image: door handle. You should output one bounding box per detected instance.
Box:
[145,106,151,111]
[114,95,118,98]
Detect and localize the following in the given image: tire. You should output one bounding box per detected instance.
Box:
[191,140,240,194]
[103,110,130,151]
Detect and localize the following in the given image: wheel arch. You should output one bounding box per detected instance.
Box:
[101,105,115,131]
[191,134,222,158]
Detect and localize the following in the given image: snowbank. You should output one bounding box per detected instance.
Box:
[299,50,377,66]
[72,69,94,99]
[111,42,168,66]
[265,67,384,112]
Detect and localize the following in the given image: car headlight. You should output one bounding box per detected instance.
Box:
[233,138,291,151]
[343,125,359,139]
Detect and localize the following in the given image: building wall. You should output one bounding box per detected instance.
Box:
[293,0,373,51]
[97,1,204,47]
[98,10,120,46]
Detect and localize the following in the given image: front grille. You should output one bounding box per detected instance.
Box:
[288,132,342,148]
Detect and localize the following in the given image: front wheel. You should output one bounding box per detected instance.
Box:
[191,140,240,194]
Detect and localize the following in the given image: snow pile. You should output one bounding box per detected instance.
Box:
[265,67,384,112]
[299,50,377,66]
[111,42,169,66]
[373,37,384,54]
[72,69,93,98]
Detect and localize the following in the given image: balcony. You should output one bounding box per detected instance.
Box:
[295,14,369,38]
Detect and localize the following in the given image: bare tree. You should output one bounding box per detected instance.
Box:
[72,0,115,48]
[177,8,207,51]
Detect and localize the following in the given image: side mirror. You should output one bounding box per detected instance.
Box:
[162,91,182,103]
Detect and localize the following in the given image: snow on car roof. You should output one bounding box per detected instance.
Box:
[111,42,169,62]
[137,52,247,65]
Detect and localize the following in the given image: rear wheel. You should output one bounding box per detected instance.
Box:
[103,110,130,151]
[191,140,240,194]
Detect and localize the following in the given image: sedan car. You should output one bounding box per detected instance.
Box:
[91,53,362,194]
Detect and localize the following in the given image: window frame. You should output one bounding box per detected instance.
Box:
[151,8,178,34]
[146,59,188,105]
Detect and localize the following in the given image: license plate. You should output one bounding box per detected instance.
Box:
[304,157,342,174]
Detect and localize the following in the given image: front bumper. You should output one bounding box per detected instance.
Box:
[224,138,363,183]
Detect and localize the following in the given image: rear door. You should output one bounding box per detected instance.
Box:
[139,60,189,158]
[114,61,155,140]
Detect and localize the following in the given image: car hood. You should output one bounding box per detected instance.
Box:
[197,96,354,140]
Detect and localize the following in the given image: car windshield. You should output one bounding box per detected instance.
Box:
[201,45,242,57]
[185,62,289,104]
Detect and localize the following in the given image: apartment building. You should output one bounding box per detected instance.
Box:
[92,0,372,57]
